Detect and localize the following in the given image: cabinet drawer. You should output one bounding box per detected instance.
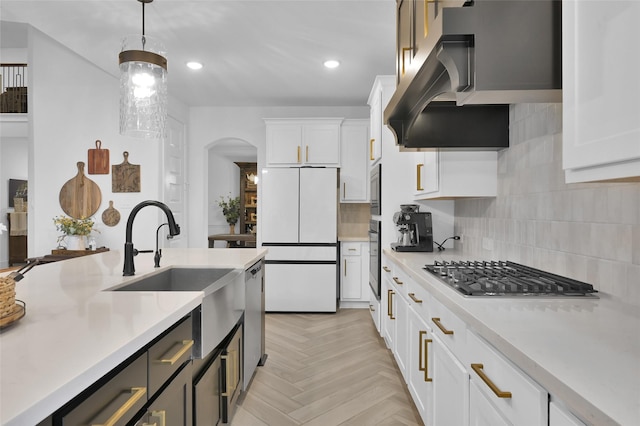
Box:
[341,242,361,256]
[467,331,548,426]
[406,279,431,321]
[149,315,194,396]
[390,264,410,298]
[429,296,467,361]
[60,352,148,425]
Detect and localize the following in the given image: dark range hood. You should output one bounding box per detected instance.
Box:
[385,0,562,149]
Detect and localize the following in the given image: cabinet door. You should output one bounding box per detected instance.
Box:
[383,283,396,349]
[408,308,434,426]
[137,362,193,426]
[299,168,337,243]
[266,123,302,165]
[193,353,222,426]
[265,263,337,312]
[549,401,586,426]
[261,168,299,243]
[341,255,362,300]
[397,0,414,82]
[340,120,369,202]
[369,285,381,334]
[414,150,439,197]
[469,379,510,426]
[304,123,340,166]
[432,336,469,426]
[563,1,640,182]
[394,291,409,382]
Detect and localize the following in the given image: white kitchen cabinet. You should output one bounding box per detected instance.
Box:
[413,150,498,200]
[367,76,395,165]
[264,262,337,312]
[340,241,370,306]
[408,307,435,426]
[432,333,470,426]
[340,119,369,202]
[549,401,586,426]
[562,1,640,183]
[369,285,381,333]
[265,119,342,167]
[469,379,510,426]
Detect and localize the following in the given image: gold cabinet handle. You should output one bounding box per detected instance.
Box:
[343,182,346,198]
[297,146,301,163]
[408,292,423,304]
[383,266,391,273]
[344,259,347,276]
[417,164,424,191]
[432,317,454,335]
[471,363,512,399]
[387,289,395,319]
[145,410,166,426]
[348,248,357,251]
[92,387,147,426]
[393,277,403,285]
[221,349,238,397]
[401,47,413,76]
[369,304,375,312]
[418,330,433,382]
[370,139,375,161]
[158,339,194,365]
[306,145,309,162]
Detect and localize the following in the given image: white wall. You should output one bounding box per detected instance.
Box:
[0,138,28,267]
[188,106,369,247]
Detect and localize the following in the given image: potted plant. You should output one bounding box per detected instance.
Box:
[53,215,97,250]
[217,195,241,234]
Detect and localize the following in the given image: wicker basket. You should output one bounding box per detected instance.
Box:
[0,275,17,318]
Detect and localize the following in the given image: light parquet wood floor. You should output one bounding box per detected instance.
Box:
[232,309,423,426]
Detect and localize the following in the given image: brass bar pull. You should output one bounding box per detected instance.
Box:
[423,337,432,382]
[306,145,309,162]
[150,410,166,426]
[221,354,231,396]
[388,289,395,319]
[432,317,454,335]
[383,266,391,273]
[471,363,512,398]
[92,387,147,426]
[370,139,375,160]
[401,47,413,75]
[417,164,424,191]
[297,146,301,163]
[344,259,347,276]
[408,292,423,304]
[369,304,375,312]
[348,248,357,251]
[393,277,403,285]
[343,182,346,198]
[418,330,427,372]
[158,340,194,365]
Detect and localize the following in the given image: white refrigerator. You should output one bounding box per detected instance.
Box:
[261,167,338,312]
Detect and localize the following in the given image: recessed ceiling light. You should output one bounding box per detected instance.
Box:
[323,60,340,69]
[186,61,203,70]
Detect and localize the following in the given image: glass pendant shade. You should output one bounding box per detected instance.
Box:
[119,34,167,139]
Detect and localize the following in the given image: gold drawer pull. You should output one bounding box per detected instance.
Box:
[369,304,375,312]
[158,340,194,365]
[471,363,512,399]
[297,146,301,163]
[401,47,413,75]
[417,164,424,191]
[432,317,454,335]
[383,266,391,273]
[142,410,166,426]
[344,259,347,276]
[92,387,147,426]
[370,139,375,160]
[418,330,432,382]
[343,182,346,198]
[393,277,403,285]
[306,145,309,162]
[388,289,395,319]
[408,292,423,304]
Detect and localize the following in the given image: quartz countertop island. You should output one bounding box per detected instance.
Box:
[0,248,267,426]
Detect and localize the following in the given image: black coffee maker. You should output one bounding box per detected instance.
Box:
[391,205,434,252]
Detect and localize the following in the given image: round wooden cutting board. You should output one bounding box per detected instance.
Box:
[102,200,121,227]
[59,162,102,219]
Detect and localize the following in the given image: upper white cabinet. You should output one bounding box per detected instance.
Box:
[367,76,395,165]
[562,1,640,183]
[413,150,498,199]
[265,119,342,167]
[340,119,369,202]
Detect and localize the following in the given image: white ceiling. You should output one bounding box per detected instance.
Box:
[0,0,397,107]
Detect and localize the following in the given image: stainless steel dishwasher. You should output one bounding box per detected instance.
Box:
[243,259,267,390]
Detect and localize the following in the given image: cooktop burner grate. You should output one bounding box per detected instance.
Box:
[424,261,598,297]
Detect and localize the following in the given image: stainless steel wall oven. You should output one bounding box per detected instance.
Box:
[369,220,381,300]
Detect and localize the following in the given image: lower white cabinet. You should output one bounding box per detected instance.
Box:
[369,285,381,333]
[339,241,369,306]
[470,379,510,426]
[549,401,586,426]
[265,263,337,312]
[408,308,434,425]
[432,334,470,426]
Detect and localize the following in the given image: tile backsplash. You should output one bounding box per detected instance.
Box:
[455,104,640,306]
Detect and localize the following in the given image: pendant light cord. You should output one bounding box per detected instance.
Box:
[141,0,146,50]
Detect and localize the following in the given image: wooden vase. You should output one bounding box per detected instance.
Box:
[229,224,235,234]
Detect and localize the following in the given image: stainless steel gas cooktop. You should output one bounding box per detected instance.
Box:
[424,260,598,297]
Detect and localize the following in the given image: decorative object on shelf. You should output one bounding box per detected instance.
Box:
[112,151,141,192]
[119,0,168,139]
[87,140,110,174]
[59,162,102,219]
[8,179,27,208]
[218,195,240,234]
[53,215,98,250]
[249,196,257,206]
[250,212,257,222]
[102,200,121,227]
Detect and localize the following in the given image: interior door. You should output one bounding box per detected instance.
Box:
[163,115,187,248]
[299,168,337,243]
[261,168,299,243]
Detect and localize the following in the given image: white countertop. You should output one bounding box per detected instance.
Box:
[384,249,640,426]
[0,248,267,426]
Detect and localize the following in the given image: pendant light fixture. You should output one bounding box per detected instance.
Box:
[119,0,167,139]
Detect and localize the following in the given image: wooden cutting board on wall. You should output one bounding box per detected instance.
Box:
[112,151,141,192]
[87,140,109,174]
[59,162,102,218]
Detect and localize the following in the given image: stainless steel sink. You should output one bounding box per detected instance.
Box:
[109,267,245,358]
[111,268,235,293]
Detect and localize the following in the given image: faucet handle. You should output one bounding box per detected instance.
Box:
[133,249,153,256]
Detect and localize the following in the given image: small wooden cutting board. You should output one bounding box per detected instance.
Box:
[112,151,141,192]
[87,140,109,174]
[59,162,102,219]
[102,200,121,227]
